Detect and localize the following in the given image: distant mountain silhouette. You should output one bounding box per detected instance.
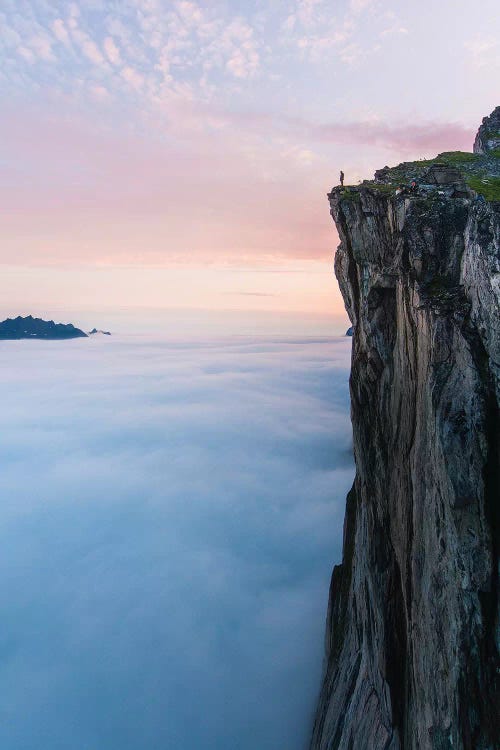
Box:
[0,315,88,340]
[89,328,111,336]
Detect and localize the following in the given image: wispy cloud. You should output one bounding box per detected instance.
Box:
[52,18,71,46]
[280,0,389,64]
[71,27,106,66]
[121,65,144,90]
[29,33,55,61]
[178,103,475,155]
[0,0,407,108]
[464,34,500,70]
[311,118,474,153]
[103,36,121,65]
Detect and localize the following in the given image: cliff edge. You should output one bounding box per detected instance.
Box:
[310,109,500,749]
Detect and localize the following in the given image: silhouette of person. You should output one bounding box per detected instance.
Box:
[340,170,345,186]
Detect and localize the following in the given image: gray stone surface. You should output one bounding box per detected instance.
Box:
[310,118,499,750]
[474,106,500,155]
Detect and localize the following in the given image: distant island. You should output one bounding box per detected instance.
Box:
[89,328,111,336]
[0,315,88,340]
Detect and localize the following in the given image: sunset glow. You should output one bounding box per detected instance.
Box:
[1,0,498,314]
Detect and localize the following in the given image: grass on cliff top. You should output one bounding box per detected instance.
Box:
[360,181,393,193]
[362,149,500,201]
[466,176,500,201]
[384,151,481,177]
[436,151,480,164]
[339,188,361,200]
[338,148,500,201]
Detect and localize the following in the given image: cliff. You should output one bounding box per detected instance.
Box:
[311,110,500,749]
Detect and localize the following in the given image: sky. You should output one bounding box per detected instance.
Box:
[1,0,499,315]
[0,333,353,750]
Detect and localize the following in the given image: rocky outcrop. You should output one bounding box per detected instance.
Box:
[311,111,500,750]
[89,328,111,336]
[0,315,88,339]
[474,106,500,155]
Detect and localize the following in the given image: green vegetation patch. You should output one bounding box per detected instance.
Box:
[466,176,500,201]
[436,151,480,164]
[363,182,394,194]
[360,146,499,201]
[406,158,435,167]
[339,188,361,202]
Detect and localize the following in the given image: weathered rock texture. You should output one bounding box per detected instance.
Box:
[311,113,500,750]
[474,106,500,155]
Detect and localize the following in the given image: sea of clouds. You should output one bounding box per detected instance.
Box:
[0,332,353,750]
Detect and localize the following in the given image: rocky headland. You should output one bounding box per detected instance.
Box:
[0,315,88,340]
[310,108,500,749]
[89,328,111,336]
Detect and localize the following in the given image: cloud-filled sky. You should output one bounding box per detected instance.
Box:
[1,0,499,311]
[0,333,353,749]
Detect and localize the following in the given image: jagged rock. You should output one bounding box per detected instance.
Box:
[89,328,111,335]
[0,315,88,339]
[474,106,500,155]
[423,162,467,189]
[311,110,500,750]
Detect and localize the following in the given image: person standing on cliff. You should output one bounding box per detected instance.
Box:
[340,170,345,186]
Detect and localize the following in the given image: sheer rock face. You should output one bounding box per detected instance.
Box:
[474,106,500,154]
[310,155,499,746]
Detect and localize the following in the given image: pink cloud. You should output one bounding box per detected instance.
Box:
[121,66,144,90]
[52,19,70,46]
[312,120,474,154]
[173,97,475,157]
[104,36,121,65]
[197,105,475,156]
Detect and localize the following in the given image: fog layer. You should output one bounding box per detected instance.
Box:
[0,334,353,750]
